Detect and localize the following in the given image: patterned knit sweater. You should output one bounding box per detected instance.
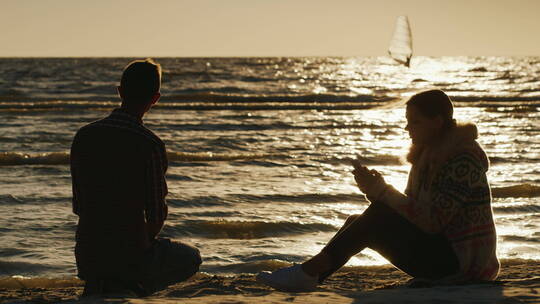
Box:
[375,123,500,282]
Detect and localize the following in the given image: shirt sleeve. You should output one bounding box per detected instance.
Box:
[70,132,81,216]
[378,153,487,234]
[145,145,169,223]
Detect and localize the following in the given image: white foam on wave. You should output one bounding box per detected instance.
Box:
[0,276,82,289]
[0,151,285,166]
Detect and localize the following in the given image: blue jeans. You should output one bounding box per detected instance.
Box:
[320,202,459,282]
[81,238,201,297]
[141,238,202,294]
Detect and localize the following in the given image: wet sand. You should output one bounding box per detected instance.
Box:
[1,259,539,303]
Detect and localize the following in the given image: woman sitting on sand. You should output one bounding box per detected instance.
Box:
[258,89,500,291]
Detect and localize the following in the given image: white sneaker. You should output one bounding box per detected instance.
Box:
[256,264,318,292]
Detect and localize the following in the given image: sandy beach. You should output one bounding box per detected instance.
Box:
[1,259,538,303]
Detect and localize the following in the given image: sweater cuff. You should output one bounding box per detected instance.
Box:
[365,181,390,202]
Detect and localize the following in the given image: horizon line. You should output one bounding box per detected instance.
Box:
[1,54,539,59]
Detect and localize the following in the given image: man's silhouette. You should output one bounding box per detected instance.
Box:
[70,59,201,297]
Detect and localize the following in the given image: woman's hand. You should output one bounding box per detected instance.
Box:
[351,160,388,201]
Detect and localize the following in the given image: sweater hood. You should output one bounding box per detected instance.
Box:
[442,122,489,170]
[409,122,490,174]
[448,123,489,171]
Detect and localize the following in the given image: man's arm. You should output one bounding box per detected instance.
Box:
[145,146,169,240]
[70,132,82,216]
[147,218,165,241]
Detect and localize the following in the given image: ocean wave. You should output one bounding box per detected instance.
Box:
[171,86,252,95]
[451,96,540,102]
[492,184,540,198]
[0,194,24,204]
[204,260,291,274]
[0,151,282,166]
[468,67,489,72]
[493,204,540,214]
[230,160,289,167]
[168,196,230,208]
[168,193,365,208]
[204,251,381,274]
[175,186,538,209]
[0,97,539,112]
[0,194,71,205]
[163,220,337,239]
[0,101,382,111]
[484,105,540,113]
[501,235,540,243]
[229,193,364,204]
[0,100,117,111]
[0,152,69,166]
[2,57,540,110]
[0,276,82,289]
[489,157,509,164]
[162,93,390,103]
[0,261,63,277]
[164,70,234,80]
[167,151,285,162]
[160,122,292,131]
[0,248,29,258]
[0,93,389,104]
[325,155,403,166]
[3,152,538,201]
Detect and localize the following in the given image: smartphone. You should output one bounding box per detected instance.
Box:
[350,159,364,170]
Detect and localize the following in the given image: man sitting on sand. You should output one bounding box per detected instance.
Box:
[70,59,202,297]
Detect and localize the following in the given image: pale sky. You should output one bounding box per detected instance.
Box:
[1,0,539,57]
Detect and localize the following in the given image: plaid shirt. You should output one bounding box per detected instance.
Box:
[70,108,168,279]
[71,108,168,223]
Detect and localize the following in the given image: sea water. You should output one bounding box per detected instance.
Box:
[0,57,539,286]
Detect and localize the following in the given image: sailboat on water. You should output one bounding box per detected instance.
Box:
[388,16,413,67]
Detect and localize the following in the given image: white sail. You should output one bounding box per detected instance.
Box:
[388,16,413,67]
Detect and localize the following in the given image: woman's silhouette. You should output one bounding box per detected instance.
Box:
[258,90,500,291]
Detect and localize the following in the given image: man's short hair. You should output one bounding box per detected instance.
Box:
[120,58,162,104]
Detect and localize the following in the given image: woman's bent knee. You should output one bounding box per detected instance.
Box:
[345,214,361,225]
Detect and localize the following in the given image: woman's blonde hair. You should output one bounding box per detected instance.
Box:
[405,90,457,164]
[406,89,457,132]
